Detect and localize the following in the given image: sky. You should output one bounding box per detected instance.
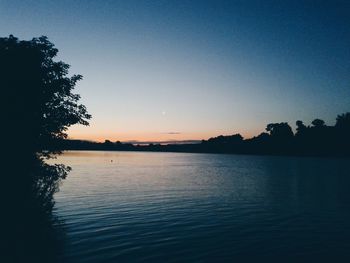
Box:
[1,0,349,142]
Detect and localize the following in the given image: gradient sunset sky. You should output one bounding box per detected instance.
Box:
[1,0,349,142]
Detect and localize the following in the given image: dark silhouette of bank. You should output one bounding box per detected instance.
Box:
[1,35,90,262]
[60,113,350,157]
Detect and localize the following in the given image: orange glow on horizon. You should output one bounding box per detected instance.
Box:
[67,129,260,143]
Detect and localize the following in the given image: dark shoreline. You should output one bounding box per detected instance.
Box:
[58,139,350,159]
[57,112,350,159]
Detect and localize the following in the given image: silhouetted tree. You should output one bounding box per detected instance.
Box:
[1,35,90,261]
[266,123,294,140]
[254,132,270,141]
[310,119,332,152]
[265,123,294,153]
[206,134,243,144]
[336,113,350,131]
[311,119,325,128]
[2,35,91,159]
[296,120,307,136]
[335,112,350,150]
[202,134,243,153]
[103,139,114,149]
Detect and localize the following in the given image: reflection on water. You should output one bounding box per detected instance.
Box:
[3,160,67,263]
[53,151,350,262]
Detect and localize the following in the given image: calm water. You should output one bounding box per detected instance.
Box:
[53,151,350,262]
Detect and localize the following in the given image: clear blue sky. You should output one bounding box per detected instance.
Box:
[1,0,349,142]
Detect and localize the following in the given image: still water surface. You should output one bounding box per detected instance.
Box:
[53,151,350,262]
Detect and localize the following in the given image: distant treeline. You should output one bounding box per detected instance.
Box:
[59,113,350,157]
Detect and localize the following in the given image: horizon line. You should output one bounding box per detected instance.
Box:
[68,138,203,145]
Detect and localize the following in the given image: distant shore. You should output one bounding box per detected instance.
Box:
[58,113,350,158]
[57,137,350,158]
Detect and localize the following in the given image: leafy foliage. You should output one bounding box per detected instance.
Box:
[1,35,91,235]
[1,35,91,159]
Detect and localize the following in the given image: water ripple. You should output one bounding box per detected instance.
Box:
[52,151,350,262]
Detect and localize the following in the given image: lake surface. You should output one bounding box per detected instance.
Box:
[53,151,350,262]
